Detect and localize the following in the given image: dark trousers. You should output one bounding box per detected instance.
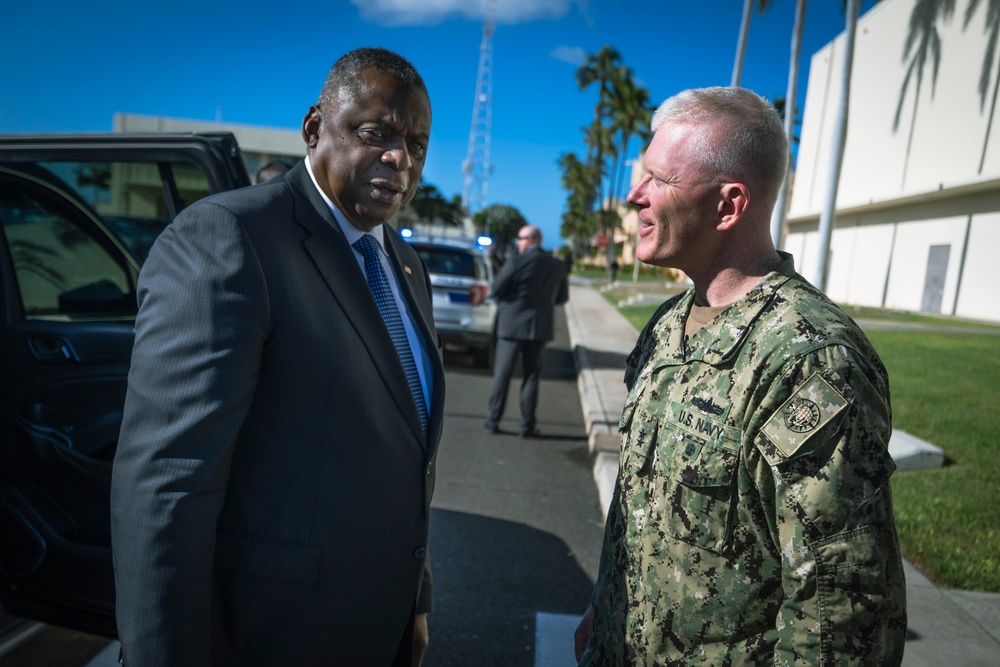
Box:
[391,608,416,667]
[485,338,547,432]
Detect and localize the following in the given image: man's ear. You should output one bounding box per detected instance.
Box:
[302,106,322,148]
[716,183,750,231]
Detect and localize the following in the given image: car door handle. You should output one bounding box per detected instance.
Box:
[27,336,78,362]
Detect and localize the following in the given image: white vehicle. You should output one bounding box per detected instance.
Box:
[403,235,498,368]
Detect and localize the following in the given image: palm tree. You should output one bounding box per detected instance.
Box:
[576,47,655,272]
[603,71,654,279]
[582,115,619,266]
[813,0,863,290]
[769,0,808,248]
[607,71,653,207]
[576,46,623,127]
[731,0,773,86]
[895,0,957,188]
[582,117,615,198]
[964,0,1000,174]
[558,151,599,258]
[408,182,464,228]
[577,46,625,265]
[473,204,528,259]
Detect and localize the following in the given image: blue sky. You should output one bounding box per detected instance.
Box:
[0,0,878,247]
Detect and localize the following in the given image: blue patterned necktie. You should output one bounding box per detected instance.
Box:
[353,234,428,436]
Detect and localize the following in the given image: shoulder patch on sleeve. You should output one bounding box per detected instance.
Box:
[762,372,848,457]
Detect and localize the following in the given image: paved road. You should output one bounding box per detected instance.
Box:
[424,309,604,667]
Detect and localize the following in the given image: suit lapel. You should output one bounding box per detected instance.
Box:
[286,165,426,446]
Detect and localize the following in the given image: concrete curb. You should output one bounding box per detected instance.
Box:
[563,282,634,455]
[564,281,632,521]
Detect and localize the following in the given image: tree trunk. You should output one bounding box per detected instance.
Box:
[732,0,755,87]
[770,0,807,249]
[977,45,1000,174]
[813,0,859,291]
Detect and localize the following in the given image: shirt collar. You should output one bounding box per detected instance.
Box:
[304,155,386,253]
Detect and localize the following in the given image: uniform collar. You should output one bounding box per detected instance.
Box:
[655,252,797,367]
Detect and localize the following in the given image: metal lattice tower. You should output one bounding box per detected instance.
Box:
[461,0,496,216]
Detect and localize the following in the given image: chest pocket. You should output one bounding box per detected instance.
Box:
[647,404,741,555]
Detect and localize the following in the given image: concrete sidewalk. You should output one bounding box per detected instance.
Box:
[563,279,1000,666]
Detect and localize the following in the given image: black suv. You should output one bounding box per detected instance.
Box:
[0,133,251,637]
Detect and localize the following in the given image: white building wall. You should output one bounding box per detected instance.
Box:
[831,221,896,308]
[790,0,999,216]
[883,217,967,312]
[956,213,1000,320]
[113,113,304,157]
[786,0,1000,322]
[834,2,911,207]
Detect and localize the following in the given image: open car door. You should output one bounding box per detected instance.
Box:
[0,134,250,636]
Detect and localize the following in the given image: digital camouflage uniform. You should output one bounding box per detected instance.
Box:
[582,254,906,666]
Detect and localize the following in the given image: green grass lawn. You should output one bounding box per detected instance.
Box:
[611,298,1000,592]
[843,304,1000,331]
[570,263,677,283]
[618,304,662,331]
[866,329,1000,592]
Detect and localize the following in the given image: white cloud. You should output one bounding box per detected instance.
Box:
[350,0,582,27]
[550,45,586,67]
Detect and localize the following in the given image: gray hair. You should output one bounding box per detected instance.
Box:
[317,47,428,110]
[650,87,788,206]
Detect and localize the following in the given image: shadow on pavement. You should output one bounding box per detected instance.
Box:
[486,429,587,442]
[423,509,594,667]
[576,347,628,370]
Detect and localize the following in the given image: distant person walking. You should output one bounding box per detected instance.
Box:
[484,225,569,438]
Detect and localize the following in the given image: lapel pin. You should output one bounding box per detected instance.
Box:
[404,265,412,275]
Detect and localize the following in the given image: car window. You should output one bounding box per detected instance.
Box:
[412,245,480,279]
[0,173,135,320]
[39,160,212,263]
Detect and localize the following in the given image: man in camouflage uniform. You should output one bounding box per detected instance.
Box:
[574,87,906,665]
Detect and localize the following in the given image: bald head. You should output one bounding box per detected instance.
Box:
[516,225,541,252]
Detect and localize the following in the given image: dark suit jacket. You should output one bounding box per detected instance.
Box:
[110,161,445,666]
[491,246,569,341]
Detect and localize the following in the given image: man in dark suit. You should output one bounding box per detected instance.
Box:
[111,47,444,667]
[484,225,569,438]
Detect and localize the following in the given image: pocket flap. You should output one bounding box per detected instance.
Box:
[214,529,321,584]
[668,432,739,489]
[619,383,647,432]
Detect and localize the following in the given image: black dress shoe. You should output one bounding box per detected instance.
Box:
[484,422,498,434]
[519,428,541,439]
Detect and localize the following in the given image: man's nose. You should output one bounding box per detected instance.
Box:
[626,181,644,204]
[381,142,411,171]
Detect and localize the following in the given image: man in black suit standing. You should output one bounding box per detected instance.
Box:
[484,225,569,438]
[111,47,444,666]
